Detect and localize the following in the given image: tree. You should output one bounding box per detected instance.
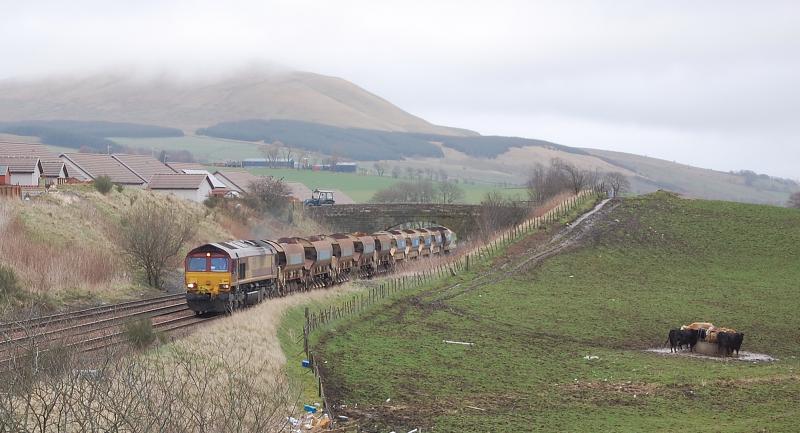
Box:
[603,172,631,197]
[94,175,114,195]
[281,145,294,168]
[525,163,569,204]
[438,181,465,204]
[258,143,280,168]
[119,201,198,288]
[476,192,526,240]
[391,166,402,178]
[789,191,800,209]
[553,159,595,194]
[244,176,292,216]
[373,162,387,177]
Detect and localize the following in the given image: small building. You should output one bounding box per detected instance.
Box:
[40,161,69,186]
[60,153,147,187]
[0,165,8,185]
[0,157,43,186]
[147,174,214,202]
[335,162,358,173]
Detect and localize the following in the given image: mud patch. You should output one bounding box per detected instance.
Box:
[645,347,777,362]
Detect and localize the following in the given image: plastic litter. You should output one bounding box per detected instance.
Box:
[301,359,311,368]
[583,355,599,360]
[303,404,317,413]
[443,340,474,346]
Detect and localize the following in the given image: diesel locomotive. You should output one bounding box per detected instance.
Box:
[184,226,456,314]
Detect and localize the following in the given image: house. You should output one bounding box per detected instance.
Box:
[111,154,177,182]
[213,170,263,194]
[166,162,207,172]
[40,161,69,186]
[60,153,147,187]
[147,174,214,202]
[0,165,8,185]
[0,141,67,185]
[0,157,43,186]
[178,169,228,189]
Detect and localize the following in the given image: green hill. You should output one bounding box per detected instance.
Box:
[310,193,800,431]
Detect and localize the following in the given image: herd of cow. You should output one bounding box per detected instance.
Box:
[666,322,745,356]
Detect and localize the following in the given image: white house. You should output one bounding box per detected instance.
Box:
[0,157,43,186]
[147,173,214,203]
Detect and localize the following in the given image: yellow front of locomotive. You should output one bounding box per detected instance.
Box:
[184,247,234,313]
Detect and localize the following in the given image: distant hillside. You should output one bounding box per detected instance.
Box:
[0,70,472,136]
[199,119,583,160]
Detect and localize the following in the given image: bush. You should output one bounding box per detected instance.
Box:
[123,317,159,348]
[115,183,124,193]
[94,175,113,194]
[0,264,20,299]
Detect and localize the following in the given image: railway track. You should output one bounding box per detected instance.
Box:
[0,293,218,370]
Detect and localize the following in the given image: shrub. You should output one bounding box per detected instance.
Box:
[115,183,124,193]
[94,175,113,194]
[0,264,20,299]
[123,317,159,348]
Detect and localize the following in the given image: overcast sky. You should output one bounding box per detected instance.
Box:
[1,0,798,178]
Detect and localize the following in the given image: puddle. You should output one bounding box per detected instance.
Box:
[645,348,777,362]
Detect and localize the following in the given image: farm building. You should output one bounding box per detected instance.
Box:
[111,154,177,182]
[147,174,214,202]
[0,157,43,186]
[60,153,147,187]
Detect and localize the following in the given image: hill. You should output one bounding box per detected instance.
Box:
[307,193,800,431]
[0,70,472,136]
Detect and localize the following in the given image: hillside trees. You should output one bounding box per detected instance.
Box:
[370,180,465,204]
[526,162,570,204]
[373,162,387,176]
[438,180,465,204]
[789,191,800,209]
[603,172,631,197]
[119,202,198,288]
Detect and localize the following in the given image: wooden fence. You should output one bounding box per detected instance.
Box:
[0,185,21,199]
[300,189,603,419]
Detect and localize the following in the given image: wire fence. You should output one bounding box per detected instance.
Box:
[300,189,603,419]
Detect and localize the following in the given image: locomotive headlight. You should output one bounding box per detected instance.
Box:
[220,284,230,289]
[187,283,196,289]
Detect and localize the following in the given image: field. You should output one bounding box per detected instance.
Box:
[246,167,525,203]
[110,135,263,161]
[308,193,800,431]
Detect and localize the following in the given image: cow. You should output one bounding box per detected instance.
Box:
[716,332,735,356]
[666,329,701,352]
[731,333,744,355]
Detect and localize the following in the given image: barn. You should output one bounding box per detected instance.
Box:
[147,173,214,202]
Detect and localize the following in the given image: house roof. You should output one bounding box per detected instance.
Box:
[213,170,262,193]
[40,160,68,178]
[0,156,42,173]
[60,153,146,185]
[0,141,60,161]
[180,169,227,189]
[111,154,176,182]
[148,173,211,190]
[165,162,206,172]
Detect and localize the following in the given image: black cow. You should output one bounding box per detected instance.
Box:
[666,329,700,352]
[716,332,735,356]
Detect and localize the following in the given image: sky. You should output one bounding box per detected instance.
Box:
[1,0,798,179]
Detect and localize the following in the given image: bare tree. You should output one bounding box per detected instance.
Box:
[553,159,594,194]
[373,162,387,176]
[281,144,294,168]
[245,177,292,216]
[405,166,415,179]
[118,201,197,288]
[259,142,281,168]
[296,149,308,170]
[476,192,526,240]
[603,172,631,197]
[438,168,449,182]
[391,166,402,178]
[438,181,465,204]
[526,162,569,204]
[789,191,800,209]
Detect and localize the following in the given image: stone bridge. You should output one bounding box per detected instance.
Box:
[305,204,485,235]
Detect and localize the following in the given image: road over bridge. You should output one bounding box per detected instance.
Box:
[305,203,486,235]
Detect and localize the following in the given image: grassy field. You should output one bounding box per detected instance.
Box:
[309,193,800,432]
[246,167,525,203]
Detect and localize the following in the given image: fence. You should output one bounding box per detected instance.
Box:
[0,185,21,199]
[300,189,603,418]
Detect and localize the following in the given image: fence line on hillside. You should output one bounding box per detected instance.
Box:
[300,188,603,419]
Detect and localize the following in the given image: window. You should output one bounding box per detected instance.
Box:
[187,257,207,272]
[210,258,229,272]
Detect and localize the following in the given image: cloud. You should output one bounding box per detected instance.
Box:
[1,0,798,178]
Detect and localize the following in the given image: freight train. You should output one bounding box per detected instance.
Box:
[184,227,457,314]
